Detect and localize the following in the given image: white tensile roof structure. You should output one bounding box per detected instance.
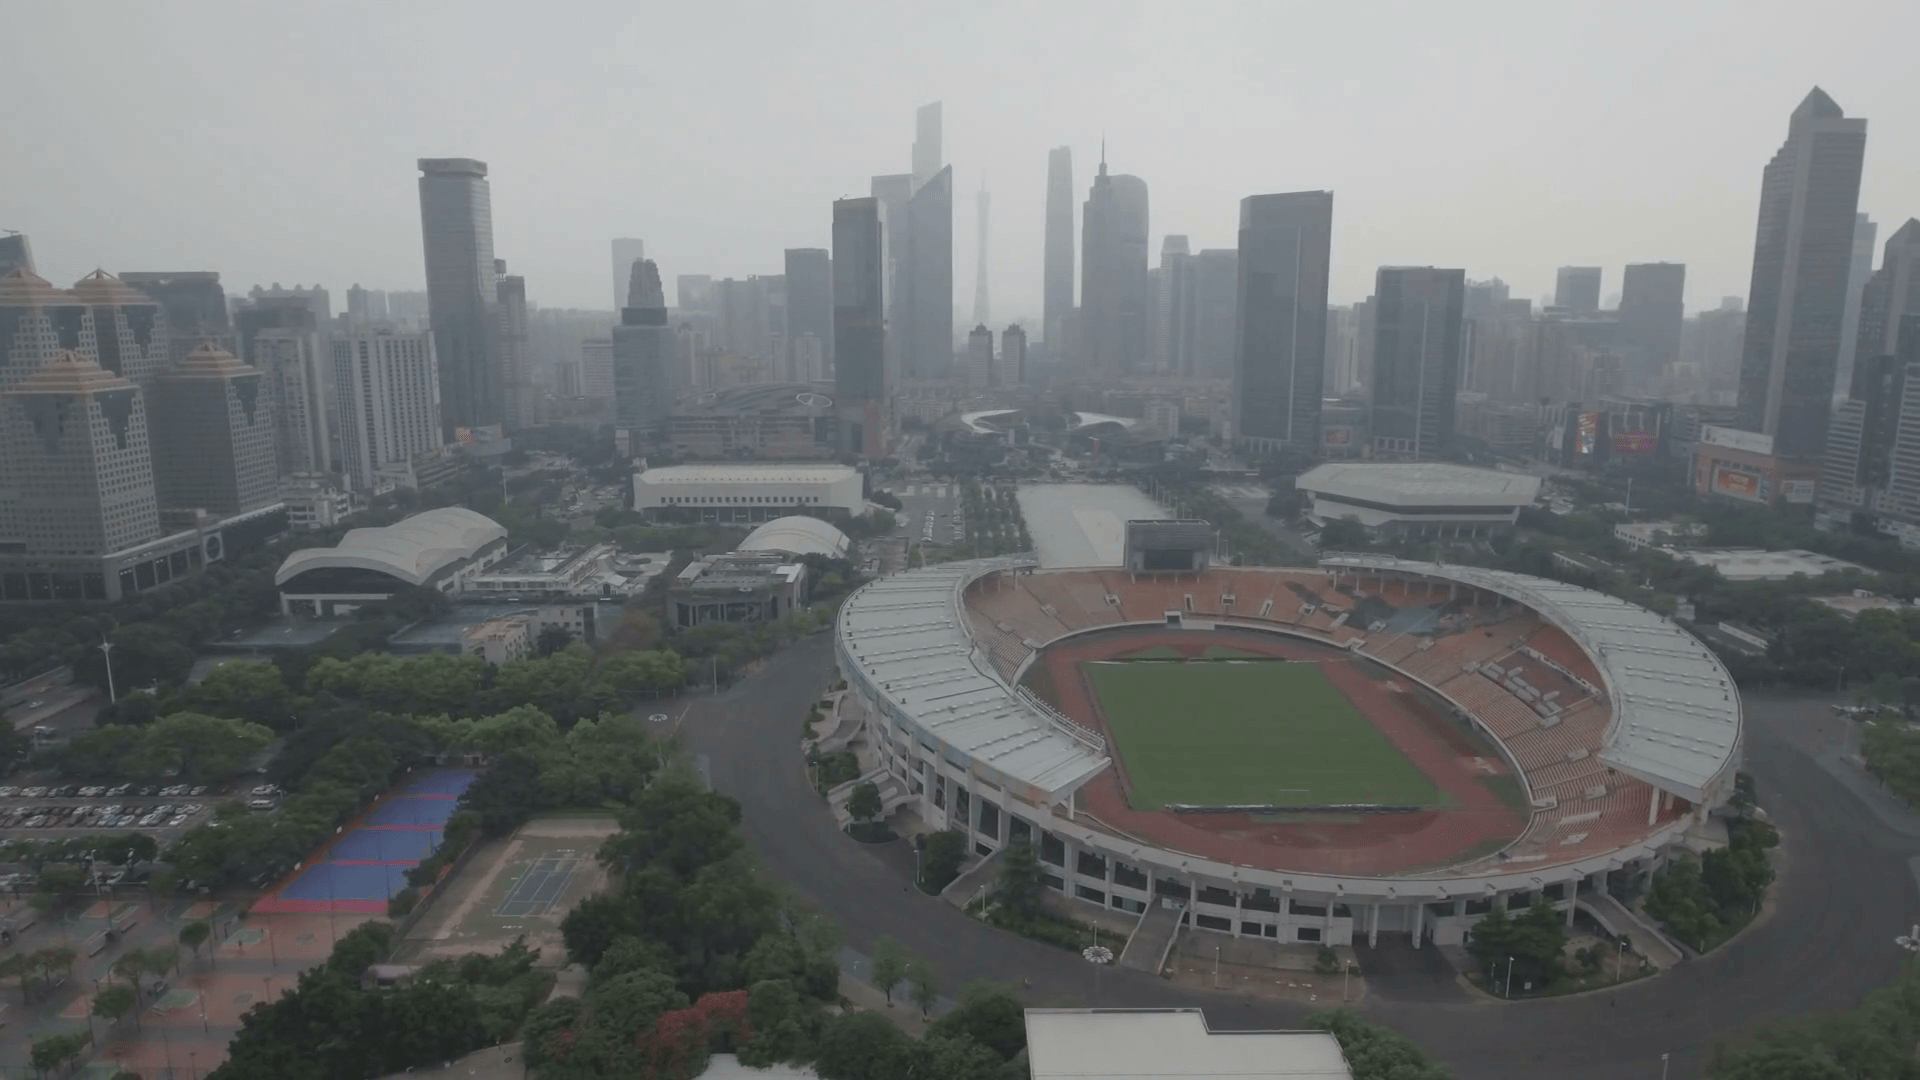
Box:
[737,516,851,559]
[275,507,507,587]
[1298,462,1543,508]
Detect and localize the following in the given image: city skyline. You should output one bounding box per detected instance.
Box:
[7,3,1919,318]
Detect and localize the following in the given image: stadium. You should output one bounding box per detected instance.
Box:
[834,523,1741,951]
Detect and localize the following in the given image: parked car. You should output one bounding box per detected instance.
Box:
[247,798,276,811]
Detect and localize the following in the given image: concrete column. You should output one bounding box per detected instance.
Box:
[1413,902,1424,948]
[1565,878,1579,927]
[1453,898,1465,917]
[1647,784,1659,827]
[1368,903,1380,947]
[1233,893,1244,938]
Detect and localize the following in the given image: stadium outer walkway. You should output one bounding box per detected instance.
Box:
[684,636,1915,1080]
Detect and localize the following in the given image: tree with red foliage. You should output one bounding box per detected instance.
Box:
[637,991,753,1080]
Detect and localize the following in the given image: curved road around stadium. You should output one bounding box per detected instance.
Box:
[682,636,1915,1080]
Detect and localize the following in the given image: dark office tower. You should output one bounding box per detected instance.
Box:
[1837,214,1878,401]
[1043,147,1075,349]
[1002,324,1027,386]
[973,181,991,327]
[496,262,531,430]
[1554,267,1602,312]
[1851,220,1920,387]
[1618,262,1687,380]
[611,238,646,312]
[149,344,277,515]
[913,102,942,190]
[67,271,171,389]
[1370,267,1466,458]
[1734,89,1868,459]
[1230,192,1333,455]
[612,259,673,438]
[1191,250,1240,379]
[1156,236,1194,375]
[0,234,32,277]
[119,272,233,363]
[785,248,834,382]
[870,174,913,379]
[833,197,889,457]
[966,324,994,387]
[1080,153,1150,374]
[905,165,954,378]
[417,157,501,438]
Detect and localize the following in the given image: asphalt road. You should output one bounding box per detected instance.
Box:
[684,639,1916,1080]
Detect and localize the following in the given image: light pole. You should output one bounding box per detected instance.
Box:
[1660,1052,1670,1080]
[1505,955,1515,998]
[99,639,117,704]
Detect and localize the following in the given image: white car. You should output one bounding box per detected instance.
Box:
[78,786,104,798]
[21,787,45,798]
[248,798,277,811]
[0,787,16,798]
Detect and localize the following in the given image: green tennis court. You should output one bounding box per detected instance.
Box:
[1083,661,1442,809]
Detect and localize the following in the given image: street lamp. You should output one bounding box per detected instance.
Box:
[99,639,117,704]
[1505,955,1515,998]
[1660,1052,1670,1080]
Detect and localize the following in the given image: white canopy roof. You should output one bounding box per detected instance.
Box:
[276,507,506,587]
[738,516,851,559]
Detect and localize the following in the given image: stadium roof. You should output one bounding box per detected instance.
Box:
[837,560,1109,798]
[737,516,850,559]
[275,507,507,588]
[1299,463,1542,507]
[1024,1011,1351,1080]
[1323,554,1740,803]
[635,463,858,486]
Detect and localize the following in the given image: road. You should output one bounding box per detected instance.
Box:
[683,637,1919,1080]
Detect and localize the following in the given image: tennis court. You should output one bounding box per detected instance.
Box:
[253,768,476,914]
[328,828,442,863]
[495,854,579,918]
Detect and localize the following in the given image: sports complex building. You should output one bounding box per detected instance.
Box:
[835,525,1740,951]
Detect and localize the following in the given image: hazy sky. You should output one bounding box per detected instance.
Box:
[6,0,1918,320]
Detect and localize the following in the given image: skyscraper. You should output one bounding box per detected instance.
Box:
[784,248,833,383]
[1155,236,1194,375]
[120,272,233,362]
[1735,88,1868,459]
[1370,267,1466,459]
[67,271,172,389]
[1080,152,1149,374]
[149,344,277,515]
[332,330,443,491]
[613,260,674,441]
[2,352,159,565]
[1191,250,1239,379]
[870,173,913,379]
[1837,214,1878,403]
[1230,192,1333,455]
[966,324,994,388]
[1002,324,1027,386]
[417,157,501,438]
[913,102,942,190]
[1043,147,1075,348]
[252,328,332,476]
[973,180,991,327]
[611,238,646,312]
[905,165,953,377]
[1618,262,1687,380]
[0,234,32,278]
[496,261,531,430]
[1554,267,1602,312]
[833,197,888,456]
[1850,220,1920,391]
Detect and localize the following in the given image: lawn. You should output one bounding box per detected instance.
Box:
[1083,660,1444,809]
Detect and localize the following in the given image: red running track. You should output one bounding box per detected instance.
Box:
[1040,629,1527,877]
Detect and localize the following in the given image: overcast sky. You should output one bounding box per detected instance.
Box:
[5,0,1918,320]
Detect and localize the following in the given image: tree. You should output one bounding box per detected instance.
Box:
[920,831,968,893]
[591,968,688,1042]
[814,1011,917,1080]
[869,936,908,1005]
[994,840,1043,918]
[93,982,137,1029]
[1307,1010,1450,1080]
[535,625,577,657]
[846,783,883,826]
[905,957,940,1017]
[180,920,212,963]
[927,982,1027,1059]
[29,1033,90,1076]
[1464,900,1566,991]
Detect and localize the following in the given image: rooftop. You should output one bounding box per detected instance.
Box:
[275,507,507,588]
[738,516,851,559]
[837,560,1109,797]
[1324,554,1741,803]
[1299,463,1543,505]
[1024,1010,1351,1080]
[1673,548,1868,581]
[636,463,859,486]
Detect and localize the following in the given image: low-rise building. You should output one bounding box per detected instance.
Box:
[634,463,864,523]
[1612,521,1707,551]
[462,543,645,601]
[1672,548,1867,581]
[669,553,806,628]
[281,476,352,532]
[1024,1010,1352,1080]
[275,507,509,616]
[461,616,533,665]
[1691,425,1819,506]
[1296,462,1541,541]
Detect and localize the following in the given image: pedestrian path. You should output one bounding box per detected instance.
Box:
[1118,903,1182,974]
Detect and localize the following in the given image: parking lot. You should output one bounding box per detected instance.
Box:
[0,781,232,836]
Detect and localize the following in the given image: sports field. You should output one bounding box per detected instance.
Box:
[1082,660,1444,809]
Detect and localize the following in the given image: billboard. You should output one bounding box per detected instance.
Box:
[1612,431,1659,456]
[1701,425,1774,455]
[1575,410,1601,459]
[1710,464,1765,502]
[1779,478,1817,504]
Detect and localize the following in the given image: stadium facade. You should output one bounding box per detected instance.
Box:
[835,549,1739,950]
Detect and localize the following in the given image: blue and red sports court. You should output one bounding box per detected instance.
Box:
[252,769,476,914]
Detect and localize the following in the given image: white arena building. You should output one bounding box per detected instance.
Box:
[633,463,865,523]
[1296,463,1542,540]
[834,551,1740,955]
[275,507,509,615]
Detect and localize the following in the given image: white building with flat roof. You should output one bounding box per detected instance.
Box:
[1024,1010,1352,1080]
[1673,547,1867,581]
[633,463,864,523]
[1297,462,1541,540]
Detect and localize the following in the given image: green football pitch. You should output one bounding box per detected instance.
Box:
[1082,661,1444,809]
